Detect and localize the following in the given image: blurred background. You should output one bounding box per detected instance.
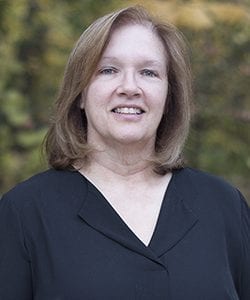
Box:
[0,0,249,202]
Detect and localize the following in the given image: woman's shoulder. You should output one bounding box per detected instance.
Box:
[178,167,242,197]
[1,169,87,210]
[3,169,72,194]
[175,167,248,218]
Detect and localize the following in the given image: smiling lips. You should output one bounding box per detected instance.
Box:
[112,107,144,115]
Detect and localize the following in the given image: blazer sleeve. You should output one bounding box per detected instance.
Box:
[0,194,33,300]
[239,192,250,300]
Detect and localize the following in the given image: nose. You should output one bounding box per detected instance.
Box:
[116,71,141,98]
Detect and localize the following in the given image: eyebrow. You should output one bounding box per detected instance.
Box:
[100,56,164,68]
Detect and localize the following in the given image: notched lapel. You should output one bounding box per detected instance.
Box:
[77,180,166,268]
[149,173,199,257]
[77,169,198,267]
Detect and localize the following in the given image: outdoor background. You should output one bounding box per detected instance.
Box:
[0,0,249,202]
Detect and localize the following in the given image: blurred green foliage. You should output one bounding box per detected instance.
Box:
[0,0,249,201]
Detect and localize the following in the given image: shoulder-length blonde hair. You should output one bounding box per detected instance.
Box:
[45,5,192,174]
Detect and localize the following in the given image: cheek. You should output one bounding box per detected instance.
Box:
[86,82,112,105]
[84,87,103,109]
[153,87,168,110]
[84,92,108,124]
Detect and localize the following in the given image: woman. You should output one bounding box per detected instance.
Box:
[0,6,249,300]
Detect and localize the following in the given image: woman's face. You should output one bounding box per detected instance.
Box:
[82,24,168,149]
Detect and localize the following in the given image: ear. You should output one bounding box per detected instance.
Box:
[80,92,85,109]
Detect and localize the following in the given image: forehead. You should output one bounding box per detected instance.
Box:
[101,24,167,63]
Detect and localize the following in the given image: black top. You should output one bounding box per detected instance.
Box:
[0,167,249,300]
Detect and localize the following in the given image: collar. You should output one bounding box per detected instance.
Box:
[77,168,198,266]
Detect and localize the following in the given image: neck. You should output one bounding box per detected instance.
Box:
[79,140,156,180]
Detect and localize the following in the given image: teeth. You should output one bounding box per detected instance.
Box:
[113,107,143,114]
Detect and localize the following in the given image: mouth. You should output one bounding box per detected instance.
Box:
[112,107,145,115]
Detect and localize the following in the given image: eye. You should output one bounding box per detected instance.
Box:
[99,67,118,75]
[140,69,158,77]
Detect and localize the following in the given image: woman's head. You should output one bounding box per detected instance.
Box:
[45,5,192,174]
[81,22,168,155]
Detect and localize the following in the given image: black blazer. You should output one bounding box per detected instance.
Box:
[0,168,249,300]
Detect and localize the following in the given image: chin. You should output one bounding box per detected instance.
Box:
[113,134,150,146]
